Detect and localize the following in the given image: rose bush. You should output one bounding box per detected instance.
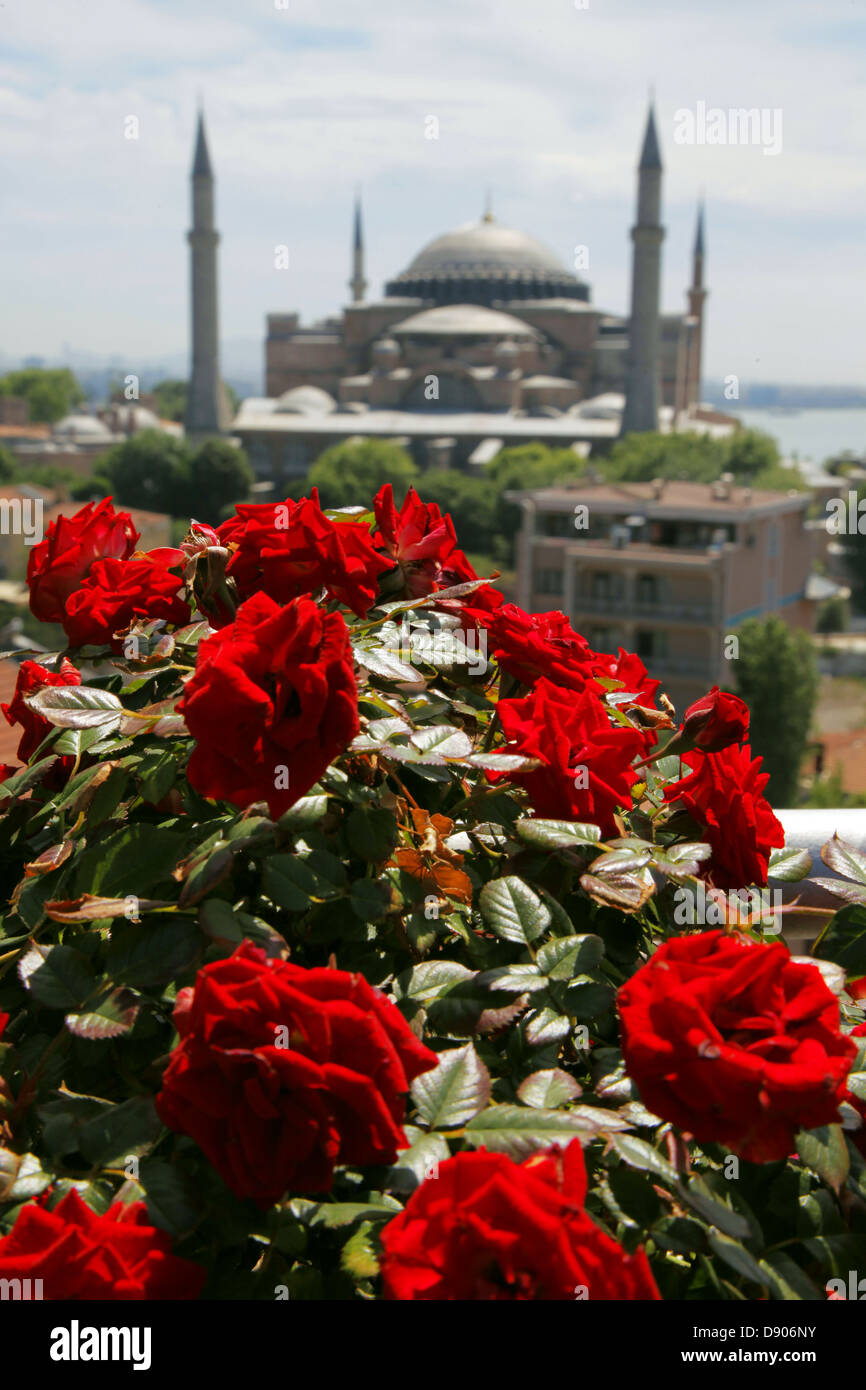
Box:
[0,488,864,1302]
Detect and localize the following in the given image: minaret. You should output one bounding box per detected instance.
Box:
[185,111,230,439]
[620,103,665,436]
[685,201,708,411]
[349,194,367,304]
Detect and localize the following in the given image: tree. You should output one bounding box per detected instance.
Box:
[0,445,17,483]
[485,444,586,562]
[723,429,780,479]
[308,439,418,509]
[732,615,818,806]
[420,471,498,555]
[603,429,783,488]
[151,379,239,423]
[835,484,866,612]
[187,438,253,520]
[815,594,849,634]
[96,430,191,515]
[605,431,724,483]
[0,368,84,424]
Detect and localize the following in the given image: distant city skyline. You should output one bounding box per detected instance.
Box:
[3,0,865,386]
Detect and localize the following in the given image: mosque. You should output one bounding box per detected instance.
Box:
[184,107,728,491]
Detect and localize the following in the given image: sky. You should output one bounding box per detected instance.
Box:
[1,0,865,390]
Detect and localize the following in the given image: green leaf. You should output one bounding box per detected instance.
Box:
[536,934,604,979]
[811,878,866,906]
[768,845,813,881]
[821,834,866,885]
[517,1068,582,1109]
[66,988,140,1040]
[26,683,122,730]
[349,877,392,922]
[464,1103,612,1158]
[514,819,601,850]
[588,847,652,876]
[479,876,550,944]
[393,960,475,1005]
[261,855,314,911]
[579,868,655,913]
[524,1008,572,1046]
[475,963,547,994]
[797,1125,850,1191]
[410,726,473,760]
[340,1221,380,1281]
[0,1149,53,1203]
[813,904,866,973]
[58,1096,162,1166]
[106,919,200,990]
[679,1175,754,1239]
[608,1132,678,1185]
[138,1158,202,1236]
[278,794,328,828]
[137,750,178,805]
[74,824,187,898]
[563,979,614,1020]
[18,943,96,1011]
[412,1043,491,1128]
[39,1092,110,1157]
[707,1229,770,1290]
[0,756,59,800]
[295,1199,402,1229]
[346,807,398,862]
[386,1128,450,1193]
[198,898,245,945]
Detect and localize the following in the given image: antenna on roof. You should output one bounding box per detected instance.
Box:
[483,189,494,223]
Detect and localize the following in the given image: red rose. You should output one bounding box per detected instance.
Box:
[155,941,438,1204]
[373,485,461,596]
[490,678,643,835]
[1,658,82,763]
[218,491,390,618]
[0,1012,7,1041]
[27,498,139,624]
[0,1188,206,1299]
[179,591,359,817]
[592,647,661,712]
[63,555,190,650]
[618,931,857,1163]
[380,1139,660,1300]
[663,744,784,889]
[478,605,598,691]
[680,687,750,752]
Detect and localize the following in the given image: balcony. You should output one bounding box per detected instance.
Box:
[574,594,715,623]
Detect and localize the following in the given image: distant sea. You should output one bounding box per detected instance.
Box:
[734,408,866,465]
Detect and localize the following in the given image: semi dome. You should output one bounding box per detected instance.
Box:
[386,213,588,307]
[274,385,337,416]
[390,305,538,339]
[53,413,114,440]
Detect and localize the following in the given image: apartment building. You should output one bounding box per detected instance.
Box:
[511,476,819,712]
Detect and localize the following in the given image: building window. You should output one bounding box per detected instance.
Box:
[591,571,614,599]
[636,574,658,605]
[535,568,564,595]
[635,629,667,660]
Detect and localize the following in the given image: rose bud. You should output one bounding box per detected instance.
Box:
[635,687,749,769]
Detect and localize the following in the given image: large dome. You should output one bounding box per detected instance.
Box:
[386,214,588,307]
